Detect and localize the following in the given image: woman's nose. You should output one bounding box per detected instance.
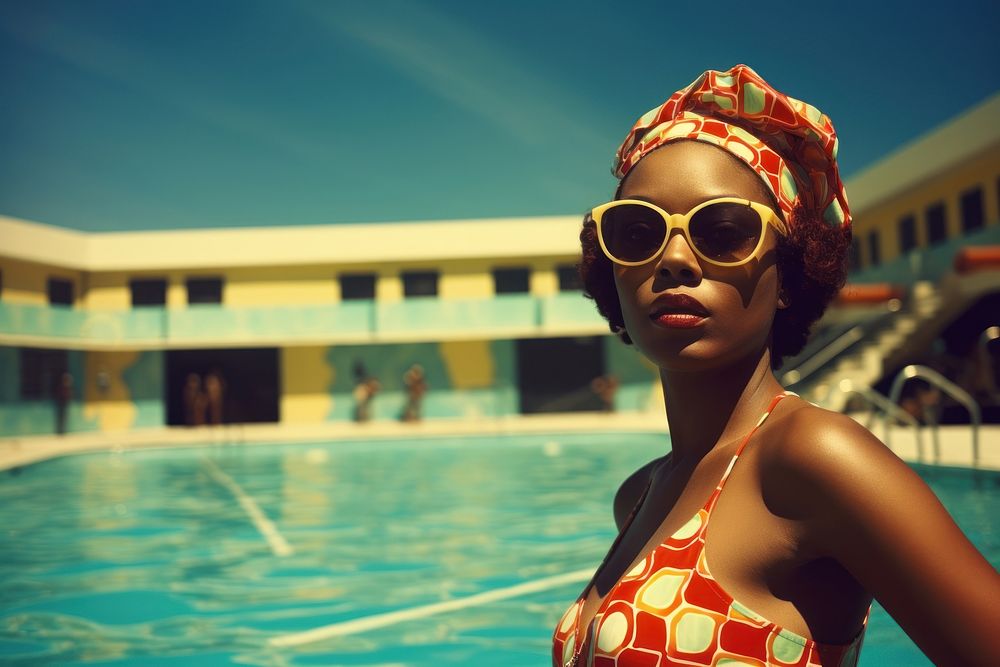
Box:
[654,230,702,283]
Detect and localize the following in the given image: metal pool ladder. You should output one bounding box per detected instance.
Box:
[886,365,982,468]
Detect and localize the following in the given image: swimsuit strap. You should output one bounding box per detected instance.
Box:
[584,391,795,598]
[707,390,796,512]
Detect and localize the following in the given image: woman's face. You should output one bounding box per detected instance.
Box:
[614,140,784,372]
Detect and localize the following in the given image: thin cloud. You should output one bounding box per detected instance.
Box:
[298,0,607,149]
[0,10,329,162]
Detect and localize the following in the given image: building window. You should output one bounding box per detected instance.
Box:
[340,273,376,300]
[848,237,862,272]
[130,278,167,307]
[925,202,947,245]
[867,231,881,267]
[557,264,582,292]
[19,347,68,399]
[960,186,984,232]
[493,267,530,295]
[187,277,223,304]
[47,278,74,307]
[898,214,917,254]
[402,271,438,298]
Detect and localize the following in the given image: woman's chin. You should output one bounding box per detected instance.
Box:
[639,345,722,373]
[637,338,760,374]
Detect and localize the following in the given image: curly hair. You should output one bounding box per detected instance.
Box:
[578,202,851,370]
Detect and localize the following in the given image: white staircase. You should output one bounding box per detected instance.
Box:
[798,282,943,410]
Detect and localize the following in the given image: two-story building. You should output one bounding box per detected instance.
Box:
[2,93,997,437]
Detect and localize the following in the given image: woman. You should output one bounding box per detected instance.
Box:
[552,65,1000,666]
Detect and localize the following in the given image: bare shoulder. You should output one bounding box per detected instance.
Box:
[613,455,666,531]
[756,398,964,556]
[757,400,1000,664]
[758,400,911,495]
[754,400,928,535]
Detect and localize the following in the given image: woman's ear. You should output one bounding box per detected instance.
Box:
[777,286,790,310]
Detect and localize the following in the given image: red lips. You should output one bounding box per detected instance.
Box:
[649,293,710,318]
[649,293,709,329]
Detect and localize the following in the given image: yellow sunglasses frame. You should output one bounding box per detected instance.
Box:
[592,197,787,268]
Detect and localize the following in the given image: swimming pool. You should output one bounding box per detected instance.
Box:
[1,433,996,665]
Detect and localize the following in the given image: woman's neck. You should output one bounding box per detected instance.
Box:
[659,347,785,465]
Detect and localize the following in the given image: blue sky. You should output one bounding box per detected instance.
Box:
[1,0,997,232]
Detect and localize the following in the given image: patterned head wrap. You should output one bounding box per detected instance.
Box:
[613,64,850,228]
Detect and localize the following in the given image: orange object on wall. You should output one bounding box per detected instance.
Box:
[954,246,1000,273]
[836,283,904,304]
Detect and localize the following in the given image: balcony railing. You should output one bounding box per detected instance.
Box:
[0,293,607,348]
[168,301,373,343]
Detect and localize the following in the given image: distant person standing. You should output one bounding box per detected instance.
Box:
[204,370,225,425]
[352,362,380,422]
[401,364,428,422]
[54,371,73,435]
[183,373,205,426]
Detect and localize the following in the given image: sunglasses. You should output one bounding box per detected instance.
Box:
[592,197,786,267]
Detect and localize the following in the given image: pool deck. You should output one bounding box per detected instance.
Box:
[1,412,998,472]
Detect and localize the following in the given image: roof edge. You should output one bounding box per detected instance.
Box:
[845,92,1000,214]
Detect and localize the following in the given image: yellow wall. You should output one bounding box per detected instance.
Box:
[853,145,1000,266]
[280,346,334,422]
[166,273,187,308]
[85,272,130,309]
[439,260,492,299]
[0,257,81,305]
[72,265,346,309]
[1,254,589,311]
[377,270,403,302]
[83,350,139,431]
[224,265,337,306]
[529,261,559,296]
[440,340,494,388]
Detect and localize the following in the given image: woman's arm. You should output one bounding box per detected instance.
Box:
[773,410,1000,665]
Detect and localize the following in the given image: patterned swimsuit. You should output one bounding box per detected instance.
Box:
[552,392,868,667]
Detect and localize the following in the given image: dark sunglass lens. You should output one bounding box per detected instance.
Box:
[689,202,763,262]
[602,204,666,262]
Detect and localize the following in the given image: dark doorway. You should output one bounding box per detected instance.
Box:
[937,291,1000,423]
[19,347,68,399]
[516,336,605,413]
[165,348,279,425]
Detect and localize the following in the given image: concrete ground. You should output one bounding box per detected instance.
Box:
[2,412,997,472]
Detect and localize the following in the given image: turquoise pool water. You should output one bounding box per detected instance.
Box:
[0,433,996,665]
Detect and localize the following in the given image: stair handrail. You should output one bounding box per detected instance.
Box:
[978,325,999,346]
[979,326,1000,403]
[781,297,905,387]
[829,380,926,460]
[782,326,864,386]
[886,365,982,467]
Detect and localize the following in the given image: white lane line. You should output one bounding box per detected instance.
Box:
[269,567,594,647]
[202,457,294,557]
